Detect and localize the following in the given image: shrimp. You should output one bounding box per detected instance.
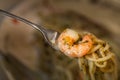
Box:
[57,29,93,58]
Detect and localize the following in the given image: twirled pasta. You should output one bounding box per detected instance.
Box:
[57,28,117,80]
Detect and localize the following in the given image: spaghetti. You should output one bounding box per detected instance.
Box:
[57,28,117,80]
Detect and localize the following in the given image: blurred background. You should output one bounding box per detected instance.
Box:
[0,0,120,80]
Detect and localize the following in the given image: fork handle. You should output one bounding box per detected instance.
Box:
[0,9,46,34]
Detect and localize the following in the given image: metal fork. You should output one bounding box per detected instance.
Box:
[0,9,60,50]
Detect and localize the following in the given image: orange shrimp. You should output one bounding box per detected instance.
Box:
[57,29,93,58]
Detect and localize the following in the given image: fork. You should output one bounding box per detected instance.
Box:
[0,9,60,50]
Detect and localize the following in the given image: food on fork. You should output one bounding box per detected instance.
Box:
[57,28,117,80]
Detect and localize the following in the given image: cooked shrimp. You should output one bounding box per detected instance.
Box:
[57,29,93,57]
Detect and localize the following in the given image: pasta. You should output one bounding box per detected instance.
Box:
[57,28,118,80]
